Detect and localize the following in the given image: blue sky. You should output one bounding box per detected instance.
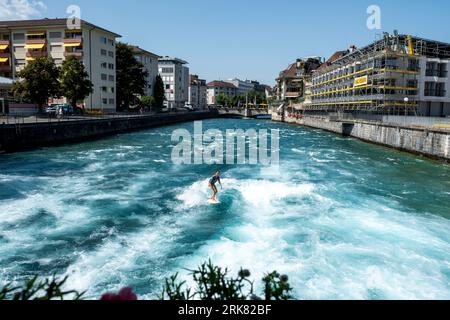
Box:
[2,0,450,85]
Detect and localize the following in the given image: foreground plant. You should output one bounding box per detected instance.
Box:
[0,275,84,301]
[0,261,293,301]
[160,260,293,301]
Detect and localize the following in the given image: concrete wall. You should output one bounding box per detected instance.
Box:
[0,111,217,153]
[294,115,450,161]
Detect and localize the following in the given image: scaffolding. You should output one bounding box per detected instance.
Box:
[304,33,450,115]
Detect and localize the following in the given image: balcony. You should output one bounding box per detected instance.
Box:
[63,38,83,47]
[26,51,48,60]
[0,52,10,58]
[0,64,11,72]
[0,40,10,51]
[64,51,83,58]
[425,90,447,97]
[25,39,47,50]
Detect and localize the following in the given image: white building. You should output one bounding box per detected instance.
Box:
[0,18,120,112]
[188,74,207,110]
[418,57,450,116]
[158,57,189,109]
[207,81,237,106]
[225,78,255,96]
[131,45,159,97]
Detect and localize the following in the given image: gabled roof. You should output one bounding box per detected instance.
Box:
[0,18,121,37]
[129,45,160,58]
[317,50,347,70]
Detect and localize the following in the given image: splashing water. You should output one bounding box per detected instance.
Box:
[0,119,449,300]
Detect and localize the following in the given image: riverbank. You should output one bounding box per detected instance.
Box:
[271,113,450,162]
[0,111,218,153]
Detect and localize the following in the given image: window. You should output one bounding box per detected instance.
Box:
[161,67,174,74]
[108,63,114,70]
[408,59,420,72]
[101,62,107,69]
[101,86,107,92]
[49,32,62,39]
[109,98,115,105]
[439,63,448,78]
[102,98,108,104]
[13,33,25,40]
[108,39,114,46]
[108,51,114,58]
[101,74,107,81]
[101,49,107,56]
[100,36,107,44]
[109,75,114,82]
[13,46,25,53]
[166,84,170,89]
[15,59,26,66]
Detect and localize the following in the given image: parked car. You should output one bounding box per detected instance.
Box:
[45,104,59,115]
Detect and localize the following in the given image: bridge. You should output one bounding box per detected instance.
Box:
[216,107,271,119]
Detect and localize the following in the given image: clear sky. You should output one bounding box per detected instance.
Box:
[2,0,450,85]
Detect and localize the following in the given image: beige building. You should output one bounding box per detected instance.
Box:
[131,45,159,97]
[207,81,237,106]
[188,74,207,110]
[0,18,120,112]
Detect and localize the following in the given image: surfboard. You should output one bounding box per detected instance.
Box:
[208,199,221,205]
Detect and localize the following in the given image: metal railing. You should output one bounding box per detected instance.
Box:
[0,110,213,126]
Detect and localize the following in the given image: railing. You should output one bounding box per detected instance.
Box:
[0,110,214,126]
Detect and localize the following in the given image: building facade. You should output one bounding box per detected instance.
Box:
[0,18,120,112]
[276,57,322,103]
[207,81,238,106]
[188,74,207,110]
[131,45,159,97]
[224,78,255,96]
[158,57,189,109]
[304,34,450,117]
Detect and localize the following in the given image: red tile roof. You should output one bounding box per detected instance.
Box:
[207,81,237,89]
[317,50,347,70]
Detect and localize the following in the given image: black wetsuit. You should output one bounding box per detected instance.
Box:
[209,176,221,186]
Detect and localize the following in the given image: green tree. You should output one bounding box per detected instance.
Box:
[12,57,60,113]
[216,93,229,107]
[153,74,165,110]
[116,43,148,111]
[59,56,93,110]
[140,95,155,111]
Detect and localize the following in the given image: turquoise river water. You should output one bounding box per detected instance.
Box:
[0,119,450,299]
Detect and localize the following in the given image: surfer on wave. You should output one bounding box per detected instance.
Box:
[208,171,222,203]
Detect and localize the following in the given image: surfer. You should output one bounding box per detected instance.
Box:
[208,171,222,202]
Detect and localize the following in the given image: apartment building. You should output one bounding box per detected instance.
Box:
[304,34,450,117]
[224,78,255,96]
[276,57,322,103]
[131,45,159,97]
[158,57,189,109]
[0,18,120,112]
[207,81,237,106]
[188,74,207,110]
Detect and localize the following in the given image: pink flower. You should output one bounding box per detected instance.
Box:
[100,287,138,301]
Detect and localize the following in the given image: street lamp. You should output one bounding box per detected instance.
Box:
[404,97,409,117]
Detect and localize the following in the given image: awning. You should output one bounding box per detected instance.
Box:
[27,32,46,36]
[0,44,9,50]
[26,57,36,61]
[63,42,82,47]
[0,57,8,63]
[25,43,45,49]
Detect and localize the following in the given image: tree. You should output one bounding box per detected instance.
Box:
[140,95,155,111]
[116,43,148,111]
[12,57,60,113]
[153,74,165,110]
[59,56,93,110]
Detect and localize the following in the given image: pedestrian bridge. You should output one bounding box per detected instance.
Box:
[216,107,271,119]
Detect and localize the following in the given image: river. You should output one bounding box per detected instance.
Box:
[0,119,449,299]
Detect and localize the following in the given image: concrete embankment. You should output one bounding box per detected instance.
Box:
[0,111,217,153]
[274,114,450,161]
